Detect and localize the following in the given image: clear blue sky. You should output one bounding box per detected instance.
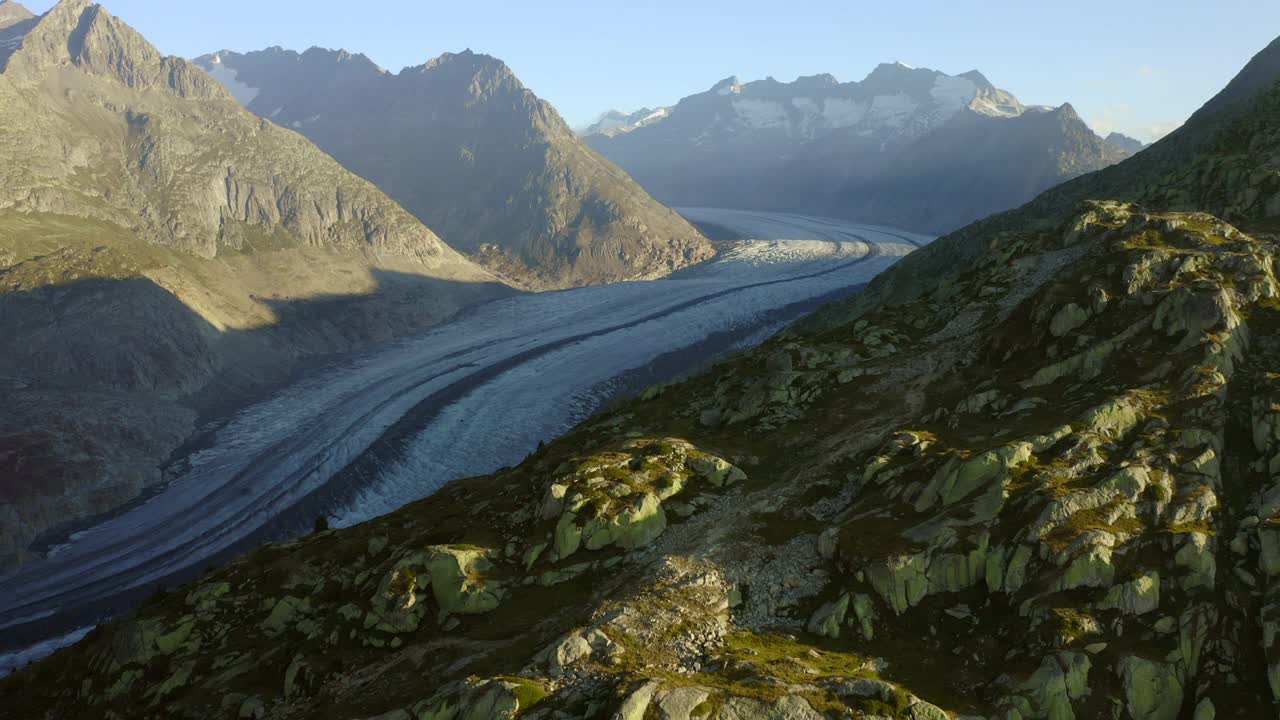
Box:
[22,0,1280,141]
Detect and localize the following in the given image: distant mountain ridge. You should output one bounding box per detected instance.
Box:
[586,63,1129,234]
[1104,131,1148,155]
[194,47,713,289]
[580,107,670,137]
[0,0,33,32]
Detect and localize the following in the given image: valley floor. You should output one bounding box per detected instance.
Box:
[0,211,928,673]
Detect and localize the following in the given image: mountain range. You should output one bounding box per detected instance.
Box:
[7,16,1280,720]
[0,0,514,568]
[192,47,713,289]
[585,64,1131,234]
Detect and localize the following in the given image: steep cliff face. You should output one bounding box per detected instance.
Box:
[0,2,471,264]
[195,48,714,289]
[0,1,511,569]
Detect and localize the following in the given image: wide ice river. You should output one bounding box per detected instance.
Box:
[0,209,930,671]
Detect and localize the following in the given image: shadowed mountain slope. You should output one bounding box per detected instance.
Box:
[587,65,1128,235]
[195,47,714,289]
[0,0,512,568]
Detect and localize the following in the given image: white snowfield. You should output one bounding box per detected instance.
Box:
[0,210,928,673]
[604,67,1029,142]
[203,53,261,106]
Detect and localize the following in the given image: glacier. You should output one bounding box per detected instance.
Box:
[0,210,929,670]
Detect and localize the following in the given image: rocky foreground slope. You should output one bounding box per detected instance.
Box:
[193,47,713,289]
[0,0,511,568]
[6,27,1280,720]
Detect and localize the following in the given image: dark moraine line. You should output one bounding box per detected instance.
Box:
[0,241,885,650]
[576,278,875,417]
[769,211,929,248]
[240,240,889,534]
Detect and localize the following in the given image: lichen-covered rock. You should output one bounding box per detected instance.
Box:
[415,678,546,720]
[867,552,930,615]
[543,440,745,562]
[425,546,504,615]
[806,593,850,638]
[719,695,822,720]
[581,492,668,552]
[612,681,660,720]
[1117,656,1182,720]
[1000,651,1092,720]
[1049,302,1090,337]
[1100,571,1160,616]
[654,686,712,720]
[1174,533,1216,590]
[1054,546,1116,592]
[689,455,748,487]
[540,628,623,676]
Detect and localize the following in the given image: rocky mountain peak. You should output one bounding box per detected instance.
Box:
[0,0,32,30]
[421,48,479,70]
[792,72,839,91]
[858,61,944,99]
[297,45,383,73]
[1053,101,1081,119]
[958,68,995,91]
[0,0,35,64]
[709,75,741,95]
[2,0,227,99]
[1104,131,1146,155]
[580,106,670,138]
[862,60,925,81]
[410,49,521,96]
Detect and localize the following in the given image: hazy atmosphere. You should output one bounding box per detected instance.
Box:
[4,0,1280,717]
[21,0,1280,140]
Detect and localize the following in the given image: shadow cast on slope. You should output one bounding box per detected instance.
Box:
[0,269,513,561]
[0,268,512,650]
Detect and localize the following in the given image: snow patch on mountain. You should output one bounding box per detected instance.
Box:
[822,98,868,127]
[581,107,671,137]
[930,74,979,109]
[589,113,630,134]
[791,97,818,113]
[867,93,918,128]
[584,61,1058,145]
[203,54,260,105]
[732,98,789,129]
[714,76,742,96]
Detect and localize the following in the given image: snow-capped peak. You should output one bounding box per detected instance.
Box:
[587,62,1034,144]
[712,76,742,96]
[581,106,671,137]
